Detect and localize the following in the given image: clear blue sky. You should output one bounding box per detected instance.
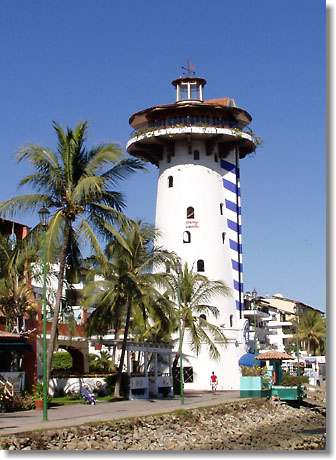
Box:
[0,0,325,310]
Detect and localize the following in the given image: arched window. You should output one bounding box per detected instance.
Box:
[230,315,233,328]
[187,206,194,219]
[200,314,207,321]
[168,176,173,188]
[193,150,200,160]
[183,231,191,243]
[222,232,226,244]
[197,259,205,272]
[220,203,224,215]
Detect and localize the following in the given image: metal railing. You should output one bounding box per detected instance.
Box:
[129,118,247,139]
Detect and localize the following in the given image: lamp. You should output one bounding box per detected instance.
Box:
[293,304,300,377]
[251,289,258,353]
[175,259,184,404]
[38,206,50,421]
[38,206,50,228]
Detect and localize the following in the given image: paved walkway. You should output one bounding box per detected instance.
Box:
[0,391,240,436]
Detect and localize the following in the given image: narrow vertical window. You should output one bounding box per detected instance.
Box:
[220,203,224,215]
[193,150,200,160]
[222,232,226,244]
[168,176,173,188]
[187,207,194,219]
[183,231,191,243]
[230,314,233,328]
[214,154,218,162]
[197,259,205,272]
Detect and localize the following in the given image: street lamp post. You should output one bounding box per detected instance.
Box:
[38,206,50,422]
[251,289,258,354]
[293,304,300,377]
[176,261,184,405]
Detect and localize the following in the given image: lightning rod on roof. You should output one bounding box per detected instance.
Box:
[181,60,196,76]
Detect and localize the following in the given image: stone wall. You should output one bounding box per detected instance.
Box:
[0,399,326,451]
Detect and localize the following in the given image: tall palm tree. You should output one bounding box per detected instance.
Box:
[0,121,144,380]
[295,310,326,356]
[166,261,230,362]
[83,220,173,396]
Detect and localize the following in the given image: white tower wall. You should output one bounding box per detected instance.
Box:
[155,139,248,390]
[156,139,240,327]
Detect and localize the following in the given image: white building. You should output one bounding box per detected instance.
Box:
[127,72,258,390]
[243,293,325,354]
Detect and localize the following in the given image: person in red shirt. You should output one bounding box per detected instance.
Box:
[210,371,218,393]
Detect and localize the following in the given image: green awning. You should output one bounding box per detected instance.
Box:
[0,342,33,351]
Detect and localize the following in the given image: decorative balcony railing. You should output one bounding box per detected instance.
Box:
[129,118,260,143]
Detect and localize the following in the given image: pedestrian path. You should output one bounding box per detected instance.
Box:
[0,391,240,436]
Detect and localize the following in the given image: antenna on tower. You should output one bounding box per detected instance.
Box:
[181,60,196,76]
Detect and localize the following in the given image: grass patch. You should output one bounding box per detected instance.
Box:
[50,395,123,406]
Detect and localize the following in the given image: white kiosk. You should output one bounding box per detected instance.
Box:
[126,341,174,399]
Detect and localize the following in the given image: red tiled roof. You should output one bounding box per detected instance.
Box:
[256,351,293,361]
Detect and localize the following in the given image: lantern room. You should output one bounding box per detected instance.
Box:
[171,76,207,103]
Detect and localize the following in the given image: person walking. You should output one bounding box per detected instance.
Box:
[210,371,218,393]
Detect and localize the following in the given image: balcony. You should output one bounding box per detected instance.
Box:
[267,320,293,328]
[127,122,256,151]
[243,309,269,320]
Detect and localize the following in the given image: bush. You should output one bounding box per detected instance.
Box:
[10,393,34,411]
[89,351,116,373]
[66,391,82,400]
[105,373,129,397]
[52,351,73,371]
[282,372,309,386]
[240,366,264,376]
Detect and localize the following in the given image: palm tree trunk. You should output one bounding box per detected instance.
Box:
[46,222,70,382]
[114,299,131,398]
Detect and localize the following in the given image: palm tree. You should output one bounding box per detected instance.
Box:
[166,261,230,364]
[0,121,144,380]
[0,233,38,332]
[294,310,326,356]
[83,220,173,396]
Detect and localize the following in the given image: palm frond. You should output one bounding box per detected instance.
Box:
[0,194,52,218]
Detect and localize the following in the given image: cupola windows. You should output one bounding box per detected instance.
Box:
[172,76,206,103]
[220,203,224,215]
[222,232,226,244]
[168,176,173,188]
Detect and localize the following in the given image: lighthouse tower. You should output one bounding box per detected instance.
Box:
[127,71,256,390]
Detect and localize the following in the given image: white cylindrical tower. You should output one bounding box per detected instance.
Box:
[127,74,257,390]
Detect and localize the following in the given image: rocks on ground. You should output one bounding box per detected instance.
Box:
[0,398,326,451]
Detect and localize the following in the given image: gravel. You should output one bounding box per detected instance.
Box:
[0,398,326,451]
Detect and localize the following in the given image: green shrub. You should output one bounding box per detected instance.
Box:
[281,372,309,386]
[11,393,34,411]
[66,391,81,400]
[105,373,129,396]
[52,351,73,370]
[89,351,116,373]
[240,366,264,376]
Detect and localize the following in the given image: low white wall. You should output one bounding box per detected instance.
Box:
[49,376,108,397]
